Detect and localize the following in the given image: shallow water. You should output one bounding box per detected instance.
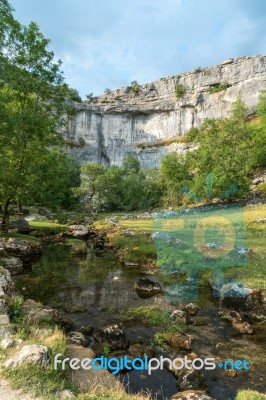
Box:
[14,244,266,400]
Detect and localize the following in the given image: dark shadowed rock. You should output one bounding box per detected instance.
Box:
[67,331,89,347]
[1,257,23,275]
[220,283,263,311]
[165,334,192,351]
[134,278,162,298]
[178,369,207,391]
[183,303,199,316]
[51,310,75,332]
[94,324,128,351]
[0,238,42,261]
[128,343,155,359]
[80,325,94,335]
[9,218,30,234]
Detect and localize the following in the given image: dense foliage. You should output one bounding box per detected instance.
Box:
[77,96,266,212]
[0,0,80,229]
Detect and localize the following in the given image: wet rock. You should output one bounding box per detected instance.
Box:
[218,310,242,322]
[134,278,162,298]
[171,390,214,400]
[67,331,89,347]
[178,369,207,391]
[80,325,94,335]
[51,310,75,332]
[4,344,50,368]
[9,218,30,234]
[165,334,192,351]
[128,343,155,359]
[0,238,42,261]
[231,320,253,334]
[94,324,128,351]
[220,283,263,311]
[91,342,104,357]
[244,305,266,321]
[0,257,23,275]
[183,303,199,316]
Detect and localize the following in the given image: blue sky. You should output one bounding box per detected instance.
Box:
[10,0,266,99]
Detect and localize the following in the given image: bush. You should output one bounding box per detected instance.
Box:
[130,80,140,94]
[175,82,185,99]
[9,295,24,323]
[209,82,230,94]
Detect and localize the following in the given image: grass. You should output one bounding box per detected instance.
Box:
[235,390,266,400]
[1,232,41,243]
[135,135,186,150]
[9,295,24,324]
[29,220,67,236]
[209,82,230,93]
[0,327,77,400]
[119,306,170,325]
[115,204,266,289]
[112,233,156,264]
[77,384,151,400]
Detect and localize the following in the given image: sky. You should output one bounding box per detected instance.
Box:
[10,0,266,99]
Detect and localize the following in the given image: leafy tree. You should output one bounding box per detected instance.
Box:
[191,98,252,200]
[75,163,106,211]
[161,153,191,206]
[0,3,75,230]
[123,155,140,174]
[29,151,81,210]
[251,91,266,168]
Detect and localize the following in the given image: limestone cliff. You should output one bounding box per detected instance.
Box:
[64,55,266,168]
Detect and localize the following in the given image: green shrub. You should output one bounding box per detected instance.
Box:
[209,82,230,94]
[78,137,86,146]
[175,82,185,99]
[9,295,24,323]
[130,80,140,93]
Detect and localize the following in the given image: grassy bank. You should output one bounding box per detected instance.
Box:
[94,203,266,290]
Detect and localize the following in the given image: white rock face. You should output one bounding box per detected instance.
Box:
[64,56,266,168]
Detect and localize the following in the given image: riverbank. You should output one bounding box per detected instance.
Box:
[0,202,265,399]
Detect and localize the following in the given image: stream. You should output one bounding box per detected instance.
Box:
[14,244,266,400]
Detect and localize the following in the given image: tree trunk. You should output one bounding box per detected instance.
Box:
[1,197,12,233]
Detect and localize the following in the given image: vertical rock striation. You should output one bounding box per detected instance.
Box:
[64,56,266,168]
